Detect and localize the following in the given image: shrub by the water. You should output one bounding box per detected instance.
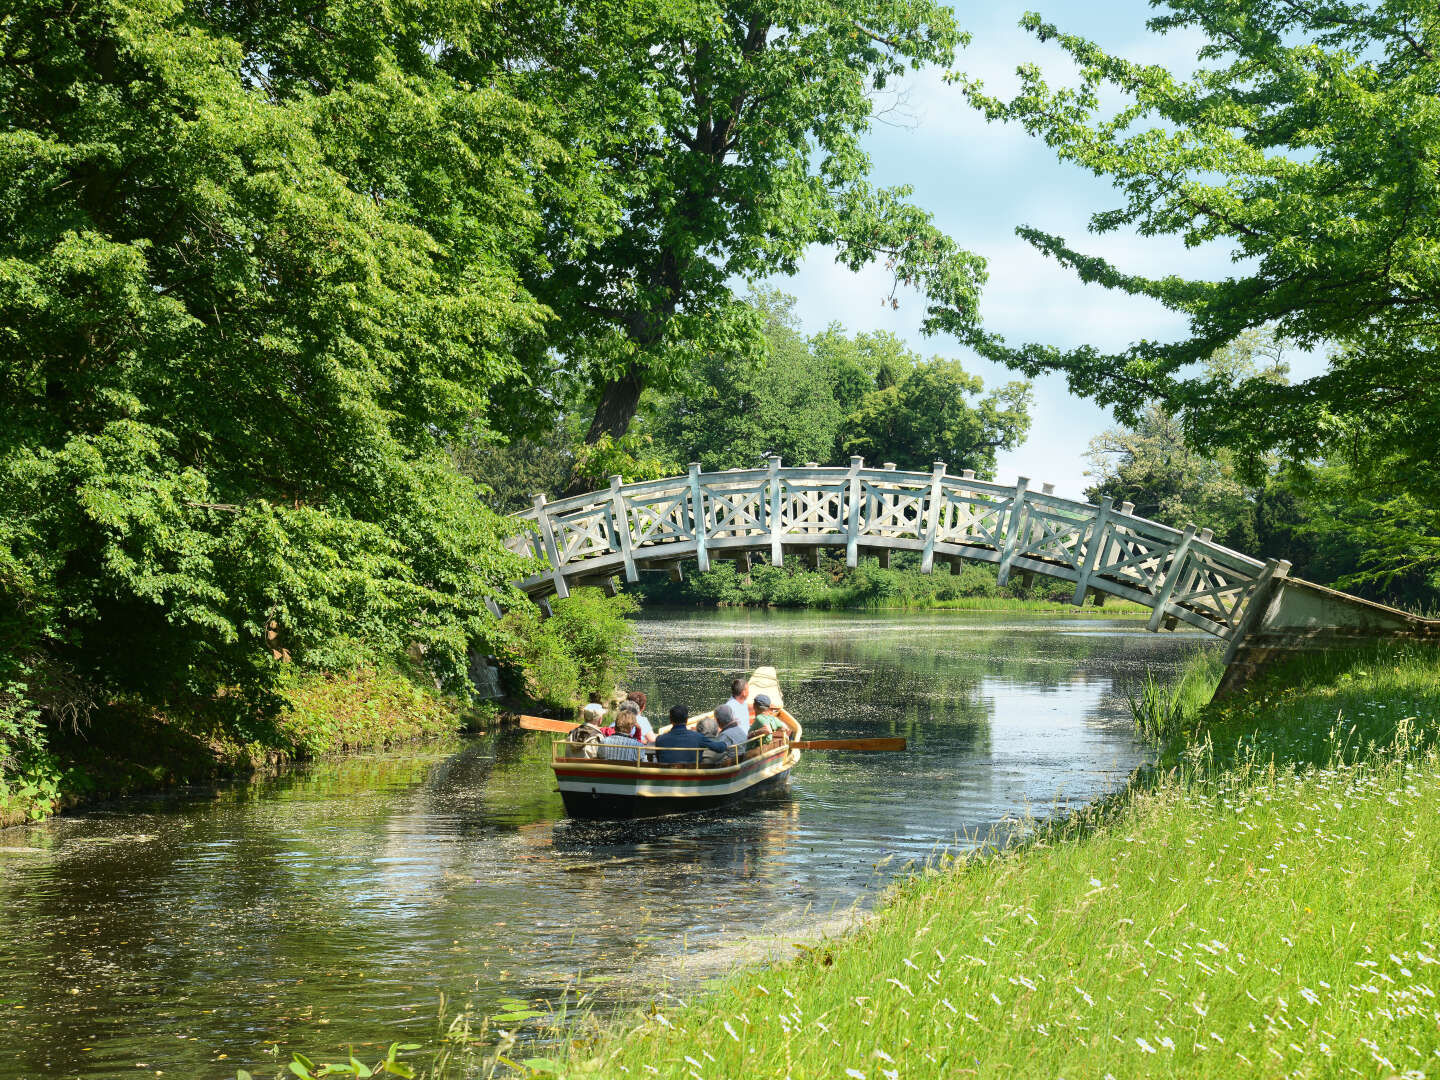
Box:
[495,588,639,711]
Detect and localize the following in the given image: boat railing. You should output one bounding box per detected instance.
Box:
[550,730,787,769]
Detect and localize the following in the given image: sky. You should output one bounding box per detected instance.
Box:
[777,0,1246,499]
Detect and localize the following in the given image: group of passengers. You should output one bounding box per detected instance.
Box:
[574,679,792,767]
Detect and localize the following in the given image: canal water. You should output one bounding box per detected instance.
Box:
[0,610,1207,1079]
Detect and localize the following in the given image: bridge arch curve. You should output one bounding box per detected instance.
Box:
[506,457,1291,654]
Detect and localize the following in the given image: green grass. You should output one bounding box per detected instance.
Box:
[552,643,1440,1079]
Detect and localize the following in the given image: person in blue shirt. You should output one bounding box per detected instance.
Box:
[654,704,729,766]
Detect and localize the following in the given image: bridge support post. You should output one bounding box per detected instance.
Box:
[920,461,947,574]
[768,455,784,566]
[1147,524,1198,631]
[1072,498,1113,606]
[687,463,710,572]
[532,492,569,599]
[608,475,639,583]
[996,477,1030,587]
[845,456,863,568]
[1221,558,1291,666]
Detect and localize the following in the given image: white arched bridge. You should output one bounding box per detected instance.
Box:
[504,457,1437,691]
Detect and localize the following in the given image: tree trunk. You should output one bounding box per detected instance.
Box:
[584,367,644,445]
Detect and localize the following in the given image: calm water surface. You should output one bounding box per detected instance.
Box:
[0,610,1207,1078]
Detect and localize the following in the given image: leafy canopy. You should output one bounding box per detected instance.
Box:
[842,357,1033,476]
[494,0,991,447]
[0,0,592,708]
[956,0,1440,493]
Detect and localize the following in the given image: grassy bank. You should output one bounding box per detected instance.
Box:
[1,664,474,828]
[550,643,1440,1078]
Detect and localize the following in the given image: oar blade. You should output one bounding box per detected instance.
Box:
[792,737,906,752]
[518,715,578,733]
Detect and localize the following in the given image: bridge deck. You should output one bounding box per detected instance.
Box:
[506,458,1284,644]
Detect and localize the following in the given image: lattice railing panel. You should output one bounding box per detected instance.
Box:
[703,482,769,539]
[780,480,848,536]
[1093,526,1175,596]
[1169,551,1257,629]
[628,490,693,548]
[552,507,613,564]
[1018,504,1089,571]
[862,479,928,539]
[935,492,1008,549]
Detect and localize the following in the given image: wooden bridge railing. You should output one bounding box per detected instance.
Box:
[505,457,1286,643]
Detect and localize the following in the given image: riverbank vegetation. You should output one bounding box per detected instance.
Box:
[634,549,1145,615]
[545,642,1440,1078]
[0,0,977,824]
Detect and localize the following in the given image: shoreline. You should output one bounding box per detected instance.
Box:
[557,642,1440,1078]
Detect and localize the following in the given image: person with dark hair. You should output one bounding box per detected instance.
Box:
[654,704,727,766]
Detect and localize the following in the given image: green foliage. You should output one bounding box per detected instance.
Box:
[648,293,844,470]
[451,416,580,516]
[647,295,1033,475]
[273,665,464,758]
[279,1041,419,1078]
[1128,646,1225,744]
[843,357,1033,474]
[1,0,569,722]
[495,589,639,711]
[571,433,676,490]
[956,0,1440,508]
[512,0,989,443]
[1085,404,1258,552]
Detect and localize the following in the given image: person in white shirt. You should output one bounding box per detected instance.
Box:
[724,677,752,733]
[624,691,656,744]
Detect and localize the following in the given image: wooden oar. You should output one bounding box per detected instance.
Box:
[518,715,578,733]
[790,737,906,752]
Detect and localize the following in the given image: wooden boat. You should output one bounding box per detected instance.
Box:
[550,667,802,819]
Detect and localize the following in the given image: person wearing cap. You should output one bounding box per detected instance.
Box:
[653,704,729,766]
[753,693,799,741]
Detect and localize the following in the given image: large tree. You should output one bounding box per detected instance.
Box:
[0,1,594,711]
[957,0,1440,497]
[489,0,989,454]
[843,357,1032,476]
[647,292,844,470]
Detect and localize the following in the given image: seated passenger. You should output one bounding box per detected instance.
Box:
[598,712,642,763]
[704,704,746,766]
[625,691,656,744]
[724,678,753,732]
[752,693,798,741]
[654,705,728,767]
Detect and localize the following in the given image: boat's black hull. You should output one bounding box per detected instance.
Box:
[558,768,793,819]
